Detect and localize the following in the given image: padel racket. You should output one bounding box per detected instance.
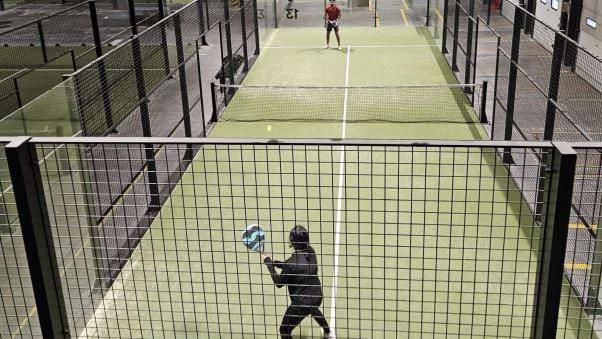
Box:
[241,224,266,252]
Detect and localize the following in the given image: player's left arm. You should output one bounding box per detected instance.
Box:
[264,256,289,287]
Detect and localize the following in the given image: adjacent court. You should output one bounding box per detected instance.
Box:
[79,27,594,338]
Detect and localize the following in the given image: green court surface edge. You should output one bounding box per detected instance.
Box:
[78,27,595,338]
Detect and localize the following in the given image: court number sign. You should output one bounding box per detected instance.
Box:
[258,8,265,19]
[286,8,299,19]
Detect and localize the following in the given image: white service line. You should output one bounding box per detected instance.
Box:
[328,44,351,338]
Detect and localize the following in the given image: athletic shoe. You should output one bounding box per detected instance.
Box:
[337,46,341,50]
[325,45,329,49]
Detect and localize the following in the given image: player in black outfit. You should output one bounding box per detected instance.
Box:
[263,225,331,338]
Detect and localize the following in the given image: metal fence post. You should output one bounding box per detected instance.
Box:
[374,0,378,27]
[451,3,460,72]
[158,0,171,76]
[195,40,207,137]
[531,142,576,339]
[88,1,114,133]
[88,1,103,58]
[480,80,488,123]
[211,82,218,123]
[132,37,160,207]
[223,0,236,85]
[503,7,524,164]
[491,36,500,140]
[543,32,565,141]
[37,20,48,63]
[525,0,536,34]
[174,12,193,159]
[6,137,70,339]
[197,0,208,45]
[426,0,431,26]
[240,0,249,72]
[128,0,138,35]
[441,0,449,54]
[464,9,475,93]
[13,77,22,108]
[273,0,278,28]
[252,0,260,55]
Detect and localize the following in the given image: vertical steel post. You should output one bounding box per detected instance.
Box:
[13,77,22,108]
[132,37,160,207]
[543,33,565,141]
[198,0,208,45]
[37,20,48,63]
[211,82,218,123]
[273,0,278,28]
[564,0,582,68]
[503,7,524,164]
[374,0,378,27]
[195,41,207,137]
[525,0,536,34]
[223,0,236,85]
[174,13,193,159]
[240,0,249,72]
[491,36,500,140]
[451,3,460,72]
[128,0,138,35]
[252,0,260,55]
[158,0,171,76]
[464,4,475,93]
[531,142,576,339]
[87,1,113,132]
[441,0,449,54]
[426,0,431,26]
[88,1,103,58]
[6,137,70,339]
[480,81,488,123]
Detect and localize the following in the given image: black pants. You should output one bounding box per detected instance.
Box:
[279,304,330,338]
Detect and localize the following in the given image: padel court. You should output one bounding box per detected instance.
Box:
[78,27,593,338]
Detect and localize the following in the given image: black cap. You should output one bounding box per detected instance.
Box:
[289,225,309,250]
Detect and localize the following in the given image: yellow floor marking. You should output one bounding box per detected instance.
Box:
[11,306,38,338]
[435,8,443,23]
[400,8,409,26]
[401,0,409,10]
[569,223,598,231]
[564,263,592,270]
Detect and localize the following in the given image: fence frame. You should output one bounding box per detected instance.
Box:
[4,137,580,338]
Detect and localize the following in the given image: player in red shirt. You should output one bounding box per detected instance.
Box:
[324,0,341,49]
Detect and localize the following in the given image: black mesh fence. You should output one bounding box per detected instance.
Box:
[441,1,479,105]
[64,0,259,299]
[442,0,602,332]
[6,138,587,338]
[559,145,602,337]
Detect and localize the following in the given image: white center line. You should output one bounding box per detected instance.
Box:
[329,44,350,338]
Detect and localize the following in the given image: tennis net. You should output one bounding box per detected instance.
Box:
[212,83,484,123]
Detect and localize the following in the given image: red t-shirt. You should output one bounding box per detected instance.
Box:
[325,5,340,21]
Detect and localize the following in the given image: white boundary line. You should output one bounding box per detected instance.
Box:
[328,44,350,338]
[263,44,439,49]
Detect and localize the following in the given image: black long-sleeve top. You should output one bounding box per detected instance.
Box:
[264,247,324,306]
